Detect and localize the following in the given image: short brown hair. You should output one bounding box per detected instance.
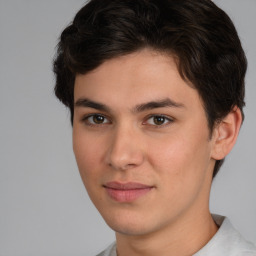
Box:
[53,0,247,177]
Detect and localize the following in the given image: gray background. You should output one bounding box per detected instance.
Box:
[0,0,255,255]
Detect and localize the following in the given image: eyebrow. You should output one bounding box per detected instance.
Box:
[133,98,184,112]
[74,97,184,113]
[75,98,111,112]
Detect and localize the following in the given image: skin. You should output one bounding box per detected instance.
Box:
[72,49,242,256]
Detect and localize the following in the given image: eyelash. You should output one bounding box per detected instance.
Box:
[144,114,174,127]
[81,114,174,127]
[81,114,111,126]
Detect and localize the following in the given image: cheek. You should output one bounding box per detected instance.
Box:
[148,133,212,214]
[73,131,105,184]
[149,130,211,183]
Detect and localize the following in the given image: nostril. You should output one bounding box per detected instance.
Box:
[108,162,135,170]
[106,148,144,171]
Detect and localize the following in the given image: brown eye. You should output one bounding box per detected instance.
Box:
[153,116,166,125]
[85,114,110,125]
[146,115,173,126]
[93,115,105,124]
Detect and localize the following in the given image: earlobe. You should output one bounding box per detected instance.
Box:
[211,107,243,160]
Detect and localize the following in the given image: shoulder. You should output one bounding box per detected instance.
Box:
[96,242,116,256]
[194,215,256,256]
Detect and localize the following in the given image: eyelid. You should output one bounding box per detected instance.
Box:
[81,113,111,126]
[80,113,174,127]
[143,114,174,126]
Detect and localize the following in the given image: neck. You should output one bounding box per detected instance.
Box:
[116,210,218,256]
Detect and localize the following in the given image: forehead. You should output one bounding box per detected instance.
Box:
[74,49,203,112]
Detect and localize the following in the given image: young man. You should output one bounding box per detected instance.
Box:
[53,0,256,255]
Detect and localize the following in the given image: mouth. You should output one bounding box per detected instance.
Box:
[103,181,154,203]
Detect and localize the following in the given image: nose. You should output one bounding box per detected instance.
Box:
[105,124,145,171]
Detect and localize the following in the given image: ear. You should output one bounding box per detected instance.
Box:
[211,106,243,160]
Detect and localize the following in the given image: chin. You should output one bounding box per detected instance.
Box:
[101,209,146,235]
[101,208,163,237]
[109,222,151,236]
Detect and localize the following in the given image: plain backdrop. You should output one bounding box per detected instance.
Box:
[0,0,255,255]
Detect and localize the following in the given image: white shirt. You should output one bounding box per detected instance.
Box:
[96,215,256,256]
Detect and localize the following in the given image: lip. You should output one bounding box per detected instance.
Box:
[103,182,154,202]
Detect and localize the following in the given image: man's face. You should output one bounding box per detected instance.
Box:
[73,49,216,236]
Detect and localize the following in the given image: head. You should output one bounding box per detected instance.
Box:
[53,0,247,242]
[53,0,246,179]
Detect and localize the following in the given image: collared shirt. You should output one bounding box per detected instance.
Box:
[96,215,256,256]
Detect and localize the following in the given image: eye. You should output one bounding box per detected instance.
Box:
[83,114,110,125]
[145,115,173,126]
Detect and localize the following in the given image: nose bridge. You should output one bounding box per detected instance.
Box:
[106,121,144,170]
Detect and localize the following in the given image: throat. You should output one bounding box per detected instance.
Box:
[115,213,218,256]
